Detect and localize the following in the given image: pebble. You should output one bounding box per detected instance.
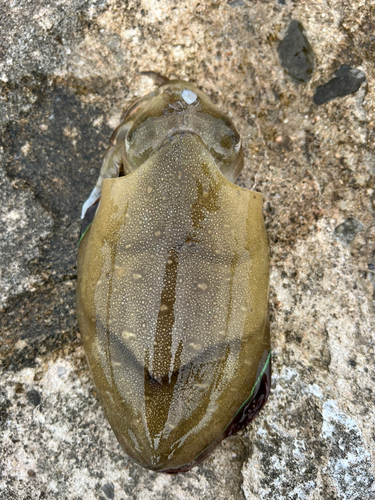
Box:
[313,65,366,105]
[278,20,314,83]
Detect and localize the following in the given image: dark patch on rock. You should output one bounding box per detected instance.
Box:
[334,218,364,245]
[0,78,113,371]
[26,389,41,407]
[1,79,112,278]
[0,393,11,430]
[0,281,78,370]
[101,482,114,499]
[278,20,314,83]
[313,65,366,105]
[312,328,332,371]
[14,382,24,394]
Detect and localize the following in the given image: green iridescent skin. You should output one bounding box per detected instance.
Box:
[76,80,270,473]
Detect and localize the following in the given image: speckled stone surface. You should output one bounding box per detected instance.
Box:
[0,0,374,499]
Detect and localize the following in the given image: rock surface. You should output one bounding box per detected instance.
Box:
[1,0,374,499]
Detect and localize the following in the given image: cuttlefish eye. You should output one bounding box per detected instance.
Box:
[77,78,270,474]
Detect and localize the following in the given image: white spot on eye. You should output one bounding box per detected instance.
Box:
[235,139,241,153]
[133,273,142,280]
[182,89,197,105]
[154,230,161,237]
[160,304,168,311]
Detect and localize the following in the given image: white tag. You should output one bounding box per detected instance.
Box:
[181,89,197,105]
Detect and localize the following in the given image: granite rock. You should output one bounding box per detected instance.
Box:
[1,0,374,499]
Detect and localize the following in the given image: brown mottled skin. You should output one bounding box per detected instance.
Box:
[77,80,270,473]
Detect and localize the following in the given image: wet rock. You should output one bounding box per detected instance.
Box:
[334,218,364,245]
[0,165,53,309]
[277,20,315,83]
[313,65,366,105]
[0,81,112,371]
